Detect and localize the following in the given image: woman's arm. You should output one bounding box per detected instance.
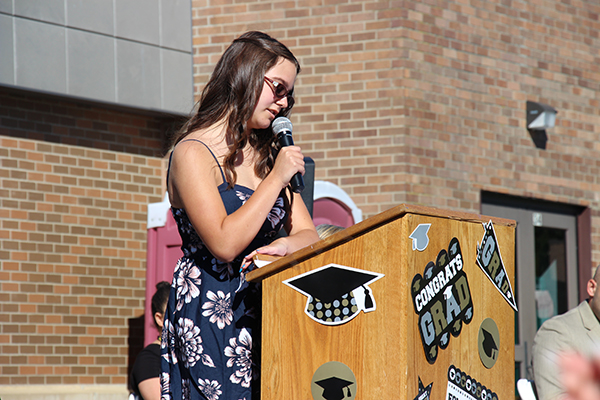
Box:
[169,141,307,262]
[241,190,320,269]
[267,190,320,254]
[137,377,160,400]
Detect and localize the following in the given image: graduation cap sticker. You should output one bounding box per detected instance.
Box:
[315,376,354,400]
[311,361,356,400]
[478,317,500,369]
[283,264,384,326]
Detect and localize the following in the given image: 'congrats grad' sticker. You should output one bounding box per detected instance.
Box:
[411,237,473,364]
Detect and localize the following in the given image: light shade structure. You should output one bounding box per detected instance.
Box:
[526,101,557,130]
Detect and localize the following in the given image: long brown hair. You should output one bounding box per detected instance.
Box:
[173,31,301,188]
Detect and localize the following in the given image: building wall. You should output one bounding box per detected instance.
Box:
[0,89,172,393]
[1,0,600,397]
[0,0,194,114]
[189,0,599,258]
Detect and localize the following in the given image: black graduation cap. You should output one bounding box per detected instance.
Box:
[283,264,384,326]
[481,328,498,359]
[315,376,354,400]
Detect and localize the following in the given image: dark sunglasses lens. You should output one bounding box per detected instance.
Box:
[275,85,287,98]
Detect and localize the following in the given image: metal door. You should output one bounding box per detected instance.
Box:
[481,203,578,380]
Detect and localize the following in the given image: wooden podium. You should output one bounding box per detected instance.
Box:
[247,204,516,400]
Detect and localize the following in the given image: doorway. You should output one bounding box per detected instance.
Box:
[481,192,588,381]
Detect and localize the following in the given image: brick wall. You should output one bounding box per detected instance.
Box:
[0,88,175,387]
[190,0,600,259]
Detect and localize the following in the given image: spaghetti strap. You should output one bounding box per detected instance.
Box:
[167,139,227,185]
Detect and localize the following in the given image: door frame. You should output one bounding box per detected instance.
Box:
[481,191,591,379]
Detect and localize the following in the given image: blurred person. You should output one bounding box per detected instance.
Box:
[559,352,600,400]
[160,31,319,400]
[130,281,170,400]
[315,223,345,239]
[532,266,600,400]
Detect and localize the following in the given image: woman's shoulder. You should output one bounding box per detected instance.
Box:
[174,125,228,155]
[173,137,213,157]
[170,138,224,173]
[168,136,229,208]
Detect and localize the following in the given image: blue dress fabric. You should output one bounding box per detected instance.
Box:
[160,140,288,400]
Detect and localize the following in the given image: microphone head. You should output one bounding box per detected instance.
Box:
[272,116,293,135]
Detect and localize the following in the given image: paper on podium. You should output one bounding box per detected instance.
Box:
[253,253,281,268]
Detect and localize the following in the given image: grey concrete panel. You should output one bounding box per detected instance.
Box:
[14,0,65,25]
[15,18,67,93]
[0,14,14,85]
[116,39,160,109]
[0,0,13,14]
[160,0,192,52]
[115,0,159,46]
[66,0,114,35]
[161,48,193,115]
[67,29,115,102]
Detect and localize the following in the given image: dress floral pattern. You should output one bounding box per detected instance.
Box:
[161,141,288,400]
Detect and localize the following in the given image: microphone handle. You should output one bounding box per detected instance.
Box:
[277,131,305,193]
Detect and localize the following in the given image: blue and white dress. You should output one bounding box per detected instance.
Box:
[160,140,288,400]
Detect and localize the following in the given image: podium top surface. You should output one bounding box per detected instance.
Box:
[247,203,515,282]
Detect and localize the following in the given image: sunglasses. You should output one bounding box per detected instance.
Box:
[264,76,295,108]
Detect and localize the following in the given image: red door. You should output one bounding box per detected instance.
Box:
[144,211,182,346]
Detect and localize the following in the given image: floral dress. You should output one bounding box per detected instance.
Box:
[160,140,288,400]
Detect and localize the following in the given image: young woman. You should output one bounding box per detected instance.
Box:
[160,31,320,400]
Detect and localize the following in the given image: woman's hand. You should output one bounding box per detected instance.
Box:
[240,240,288,272]
[271,146,305,190]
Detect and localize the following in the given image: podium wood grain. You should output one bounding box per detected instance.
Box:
[248,204,516,400]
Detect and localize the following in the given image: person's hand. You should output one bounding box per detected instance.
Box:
[271,146,305,189]
[560,352,600,400]
[240,240,288,273]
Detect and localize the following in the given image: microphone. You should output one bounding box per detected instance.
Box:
[272,116,305,193]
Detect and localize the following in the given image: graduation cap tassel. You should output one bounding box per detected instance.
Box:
[363,285,374,310]
[347,387,351,397]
